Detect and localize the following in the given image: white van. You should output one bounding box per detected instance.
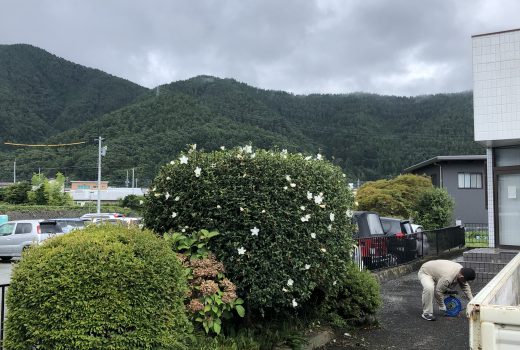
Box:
[0,220,63,261]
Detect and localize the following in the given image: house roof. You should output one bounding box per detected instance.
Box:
[472,28,520,38]
[403,155,487,173]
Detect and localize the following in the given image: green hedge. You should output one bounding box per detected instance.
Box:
[5,225,192,350]
[143,147,355,313]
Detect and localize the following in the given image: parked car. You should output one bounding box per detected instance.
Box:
[352,211,394,268]
[80,213,125,221]
[51,218,85,233]
[0,219,63,261]
[380,217,418,261]
[411,224,430,256]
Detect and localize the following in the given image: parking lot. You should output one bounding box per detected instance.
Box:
[0,261,13,285]
[320,262,486,350]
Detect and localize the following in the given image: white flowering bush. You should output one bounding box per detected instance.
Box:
[143,146,355,314]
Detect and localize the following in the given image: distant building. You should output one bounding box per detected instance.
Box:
[404,155,487,225]
[69,187,146,204]
[70,181,108,191]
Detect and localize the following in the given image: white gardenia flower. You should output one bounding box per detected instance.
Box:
[305,156,312,160]
[307,191,313,200]
[300,214,311,222]
[283,186,288,190]
[191,144,197,151]
[346,210,353,218]
[330,213,335,222]
[290,183,296,188]
[314,192,324,205]
[243,145,253,154]
[281,149,288,154]
[327,224,332,231]
[250,227,260,236]
[333,280,337,286]
[165,192,171,200]
[320,248,327,253]
[216,205,222,209]
[292,299,298,308]
[316,153,323,160]
[285,175,292,182]
[194,167,202,177]
[287,279,294,286]
[311,232,316,239]
[171,212,177,218]
[282,287,288,292]
[170,160,175,165]
[179,155,188,164]
[251,153,256,158]
[220,146,226,150]
[300,206,306,210]
[174,196,180,201]
[154,193,161,197]
[166,176,171,180]
[139,200,144,205]
[237,247,246,255]
[305,264,311,270]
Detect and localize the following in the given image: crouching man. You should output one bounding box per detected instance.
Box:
[418,259,475,321]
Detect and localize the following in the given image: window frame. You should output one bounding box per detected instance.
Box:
[458,172,483,189]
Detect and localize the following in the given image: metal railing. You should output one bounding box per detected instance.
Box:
[354,226,466,271]
[0,284,8,350]
[464,223,489,247]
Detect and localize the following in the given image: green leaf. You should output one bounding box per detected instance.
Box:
[235,305,245,317]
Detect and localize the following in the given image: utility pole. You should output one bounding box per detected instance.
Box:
[96,136,106,214]
[125,170,129,188]
[13,159,16,183]
[132,168,135,188]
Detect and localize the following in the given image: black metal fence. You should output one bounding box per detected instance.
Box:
[0,284,7,350]
[354,226,465,270]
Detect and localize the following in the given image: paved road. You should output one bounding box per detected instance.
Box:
[320,259,486,350]
[0,260,14,285]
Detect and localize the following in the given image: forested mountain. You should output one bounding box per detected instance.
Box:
[0,44,148,144]
[0,46,484,186]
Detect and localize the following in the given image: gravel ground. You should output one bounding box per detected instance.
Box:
[320,260,486,350]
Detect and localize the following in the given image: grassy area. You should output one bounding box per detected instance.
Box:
[465,229,489,248]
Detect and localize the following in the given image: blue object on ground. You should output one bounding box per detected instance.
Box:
[444,296,462,317]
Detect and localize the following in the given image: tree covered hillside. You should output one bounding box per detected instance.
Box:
[0,47,484,185]
[0,44,148,144]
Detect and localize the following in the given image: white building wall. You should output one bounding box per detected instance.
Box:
[473,30,520,143]
[486,148,495,247]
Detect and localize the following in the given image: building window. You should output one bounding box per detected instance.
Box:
[78,185,90,189]
[458,173,482,189]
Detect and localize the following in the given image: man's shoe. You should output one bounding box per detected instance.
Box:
[439,306,447,312]
[421,313,436,321]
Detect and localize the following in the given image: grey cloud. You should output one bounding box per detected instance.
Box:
[0,0,518,96]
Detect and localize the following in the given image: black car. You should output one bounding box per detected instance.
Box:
[380,217,418,261]
[352,211,394,269]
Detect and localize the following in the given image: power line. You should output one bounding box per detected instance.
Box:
[4,141,88,147]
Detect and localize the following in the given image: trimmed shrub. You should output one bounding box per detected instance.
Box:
[323,263,381,324]
[143,147,355,314]
[5,225,192,350]
[413,187,454,230]
[356,174,432,218]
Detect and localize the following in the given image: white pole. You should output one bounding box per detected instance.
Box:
[97,137,103,214]
[13,159,16,183]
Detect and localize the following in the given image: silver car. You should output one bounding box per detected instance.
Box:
[0,220,63,261]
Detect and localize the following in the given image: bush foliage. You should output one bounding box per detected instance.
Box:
[323,263,382,324]
[414,187,454,230]
[5,225,192,350]
[356,174,433,218]
[143,147,355,314]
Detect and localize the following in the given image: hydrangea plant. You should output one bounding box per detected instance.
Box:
[143,146,355,313]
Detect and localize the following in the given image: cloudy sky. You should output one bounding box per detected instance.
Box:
[0,0,519,96]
